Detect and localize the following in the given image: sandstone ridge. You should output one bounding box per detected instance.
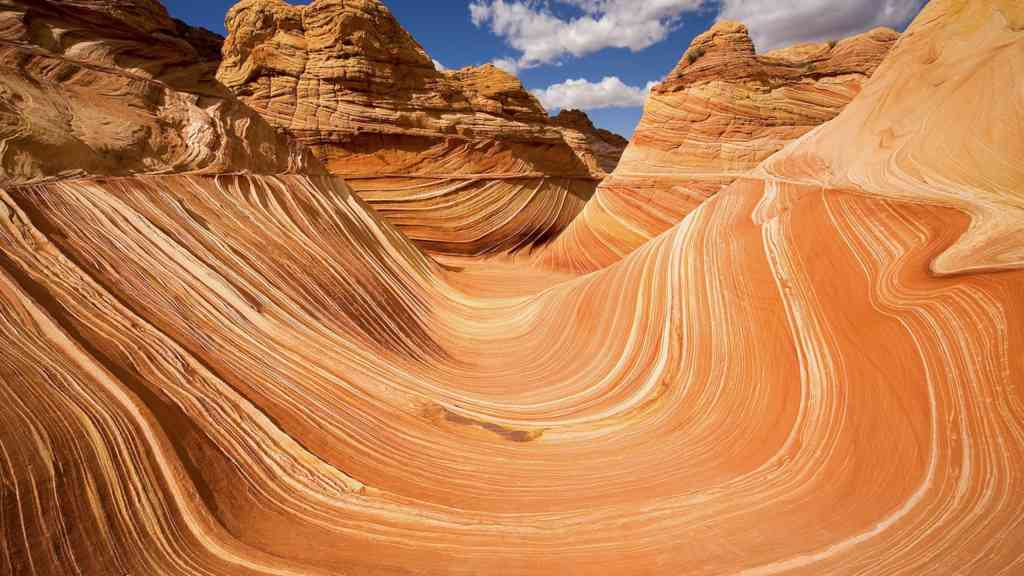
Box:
[538,20,898,271]
[218,0,627,256]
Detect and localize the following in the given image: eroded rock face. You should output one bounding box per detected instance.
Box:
[551,109,630,174]
[760,0,1024,276]
[3,1,1024,575]
[538,21,898,272]
[218,0,627,256]
[0,0,320,184]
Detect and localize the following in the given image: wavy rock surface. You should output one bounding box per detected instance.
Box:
[218,0,626,256]
[3,0,1024,575]
[0,0,319,184]
[760,0,1024,276]
[539,21,898,272]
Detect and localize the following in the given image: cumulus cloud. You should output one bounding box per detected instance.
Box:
[490,57,520,75]
[532,76,658,111]
[470,0,704,68]
[718,0,925,51]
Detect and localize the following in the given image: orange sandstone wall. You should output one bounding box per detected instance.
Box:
[538,21,897,272]
[217,0,627,256]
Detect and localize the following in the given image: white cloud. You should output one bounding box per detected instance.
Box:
[470,0,705,68]
[432,59,447,71]
[490,57,520,75]
[718,0,924,51]
[532,76,658,111]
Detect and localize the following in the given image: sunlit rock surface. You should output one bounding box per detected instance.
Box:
[759,0,1024,277]
[538,20,897,272]
[0,0,319,183]
[218,0,626,256]
[2,1,1024,575]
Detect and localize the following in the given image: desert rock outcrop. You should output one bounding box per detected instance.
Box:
[760,0,1024,276]
[0,0,319,184]
[539,21,898,271]
[218,0,626,256]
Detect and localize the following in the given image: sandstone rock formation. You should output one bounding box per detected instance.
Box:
[218,0,626,256]
[760,0,1024,277]
[0,0,319,184]
[3,0,1024,575]
[551,108,630,174]
[538,21,898,271]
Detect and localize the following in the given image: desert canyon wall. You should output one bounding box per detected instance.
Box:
[538,21,898,271]
[217,0,626,256]
[2,0,1024,575]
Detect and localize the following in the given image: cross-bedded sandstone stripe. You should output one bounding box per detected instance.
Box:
[348,175,594,256]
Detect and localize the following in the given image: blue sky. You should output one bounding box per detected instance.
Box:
[162,0,925,138]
